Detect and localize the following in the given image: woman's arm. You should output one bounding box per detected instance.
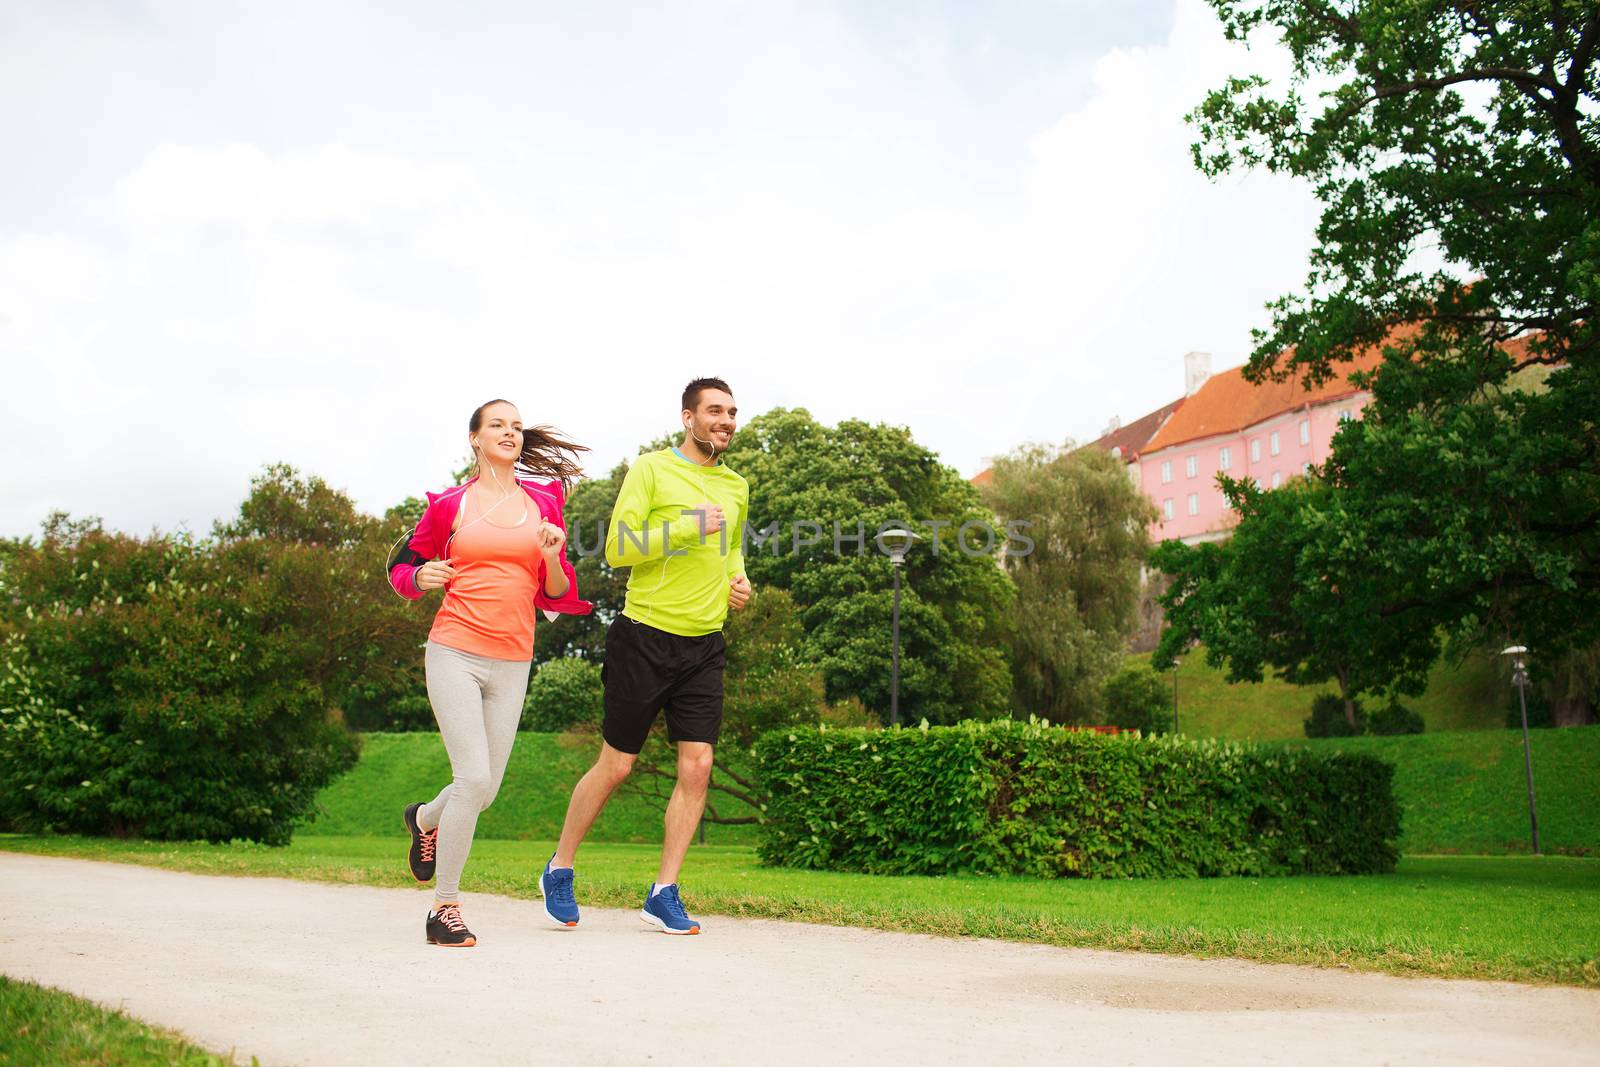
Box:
[532,480,593,617]
[387,492,445,600]
[538,515,571,598]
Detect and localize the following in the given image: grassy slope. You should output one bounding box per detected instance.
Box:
[0,975,239,1066]
[1274,728,1600,857]
[4,835,1595,988]
[302,731,759,845]
[1130,647,1507,740]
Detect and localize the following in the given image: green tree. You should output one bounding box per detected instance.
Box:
[220,465,431,733]
[1101,662,1174,734]
[1154,476,1440,730]
[1531,641,1600,726]
[214,462,371,547]
[730,409,1015,723]
[0,503,363,844]
[980,444,1154,723]
[1188,2,1599,659]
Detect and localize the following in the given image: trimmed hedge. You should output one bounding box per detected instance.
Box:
[754,720,1400,877]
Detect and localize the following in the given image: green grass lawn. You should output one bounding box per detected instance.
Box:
[1274,728,1600,857]
[303,731,759,845]
[1130,647,1508,739]
[4,835,1596,989]
[0,975,244,1066]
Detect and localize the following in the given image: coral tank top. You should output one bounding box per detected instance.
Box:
[428,486,543,661]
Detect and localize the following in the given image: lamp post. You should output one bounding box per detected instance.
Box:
[881,528,920,726]
[1501,645,1541,855]
[1171,657,1181,735]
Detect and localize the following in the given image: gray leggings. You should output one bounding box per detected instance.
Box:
[418,640,531,903]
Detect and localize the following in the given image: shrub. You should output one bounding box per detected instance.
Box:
[1304,693,1367,737]
[0,521,361,845]
[1368,700,1424,735]
[755,720,1400,878]
[1101,663,1173,734]
[522,658,603,732]
[339,680,438,731]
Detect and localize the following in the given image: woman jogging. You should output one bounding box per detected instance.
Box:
[386,399,591,947]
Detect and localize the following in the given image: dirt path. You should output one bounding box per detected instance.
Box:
[1,853,1595,1066]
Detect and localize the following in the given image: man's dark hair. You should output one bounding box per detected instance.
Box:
[682,377,733,413]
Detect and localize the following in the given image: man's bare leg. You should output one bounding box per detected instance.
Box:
[656,741,714,886]
[551,741,636,868]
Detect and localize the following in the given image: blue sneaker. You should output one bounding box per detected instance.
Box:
[640,883,700,935]
[538,854,579,928]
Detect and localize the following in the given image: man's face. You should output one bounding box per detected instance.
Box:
[686,389,737,451]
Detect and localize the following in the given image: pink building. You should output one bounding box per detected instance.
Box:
[1133,349,1380,544]
[972,347,1384,546]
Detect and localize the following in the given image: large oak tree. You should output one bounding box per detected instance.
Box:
[1160,2,1598,712]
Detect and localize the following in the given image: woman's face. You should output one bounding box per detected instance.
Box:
[474,402,524,465]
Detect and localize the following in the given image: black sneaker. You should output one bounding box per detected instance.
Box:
[426,903,476,947]
[403,802,437,883]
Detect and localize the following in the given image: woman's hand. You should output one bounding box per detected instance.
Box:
[537,519,572,598]
[414,560,456,591]
[537,517,568,563]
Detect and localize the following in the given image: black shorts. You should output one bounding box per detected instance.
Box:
[601,614,726,754]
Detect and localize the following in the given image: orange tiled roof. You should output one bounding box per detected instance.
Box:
[970,467,995,487]
[1144,346,1387,453]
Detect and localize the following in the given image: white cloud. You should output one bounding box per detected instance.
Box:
[0,0,1325,538]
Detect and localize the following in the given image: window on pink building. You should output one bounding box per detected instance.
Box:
[1162,498,1174,520]
[1161,460,1172,484]
[1186,493,1199,516]
[1299,419,1310,445]
[1271,471,1282,488]
[1270,431,1281,456]
[1185,455,1197,478]
[1250,439,1261,462]
[1218,446,1231,470]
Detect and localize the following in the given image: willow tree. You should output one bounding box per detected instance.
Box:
[982,444,1154,723]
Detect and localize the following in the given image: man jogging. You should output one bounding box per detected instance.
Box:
[539,377,751,934]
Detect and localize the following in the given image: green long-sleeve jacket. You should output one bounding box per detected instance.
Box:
[605,447,749,636]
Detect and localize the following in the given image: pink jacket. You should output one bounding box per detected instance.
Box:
[387,475,592,619]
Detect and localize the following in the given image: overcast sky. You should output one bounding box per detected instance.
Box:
[0,0,1323,539]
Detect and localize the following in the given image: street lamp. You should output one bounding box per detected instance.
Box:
[1501,645,1541,855]
[880,527,920,726]
[1171,656,1181,735]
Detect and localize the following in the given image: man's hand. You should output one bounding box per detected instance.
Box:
[729,574,752,611]
[688,502,725,538]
